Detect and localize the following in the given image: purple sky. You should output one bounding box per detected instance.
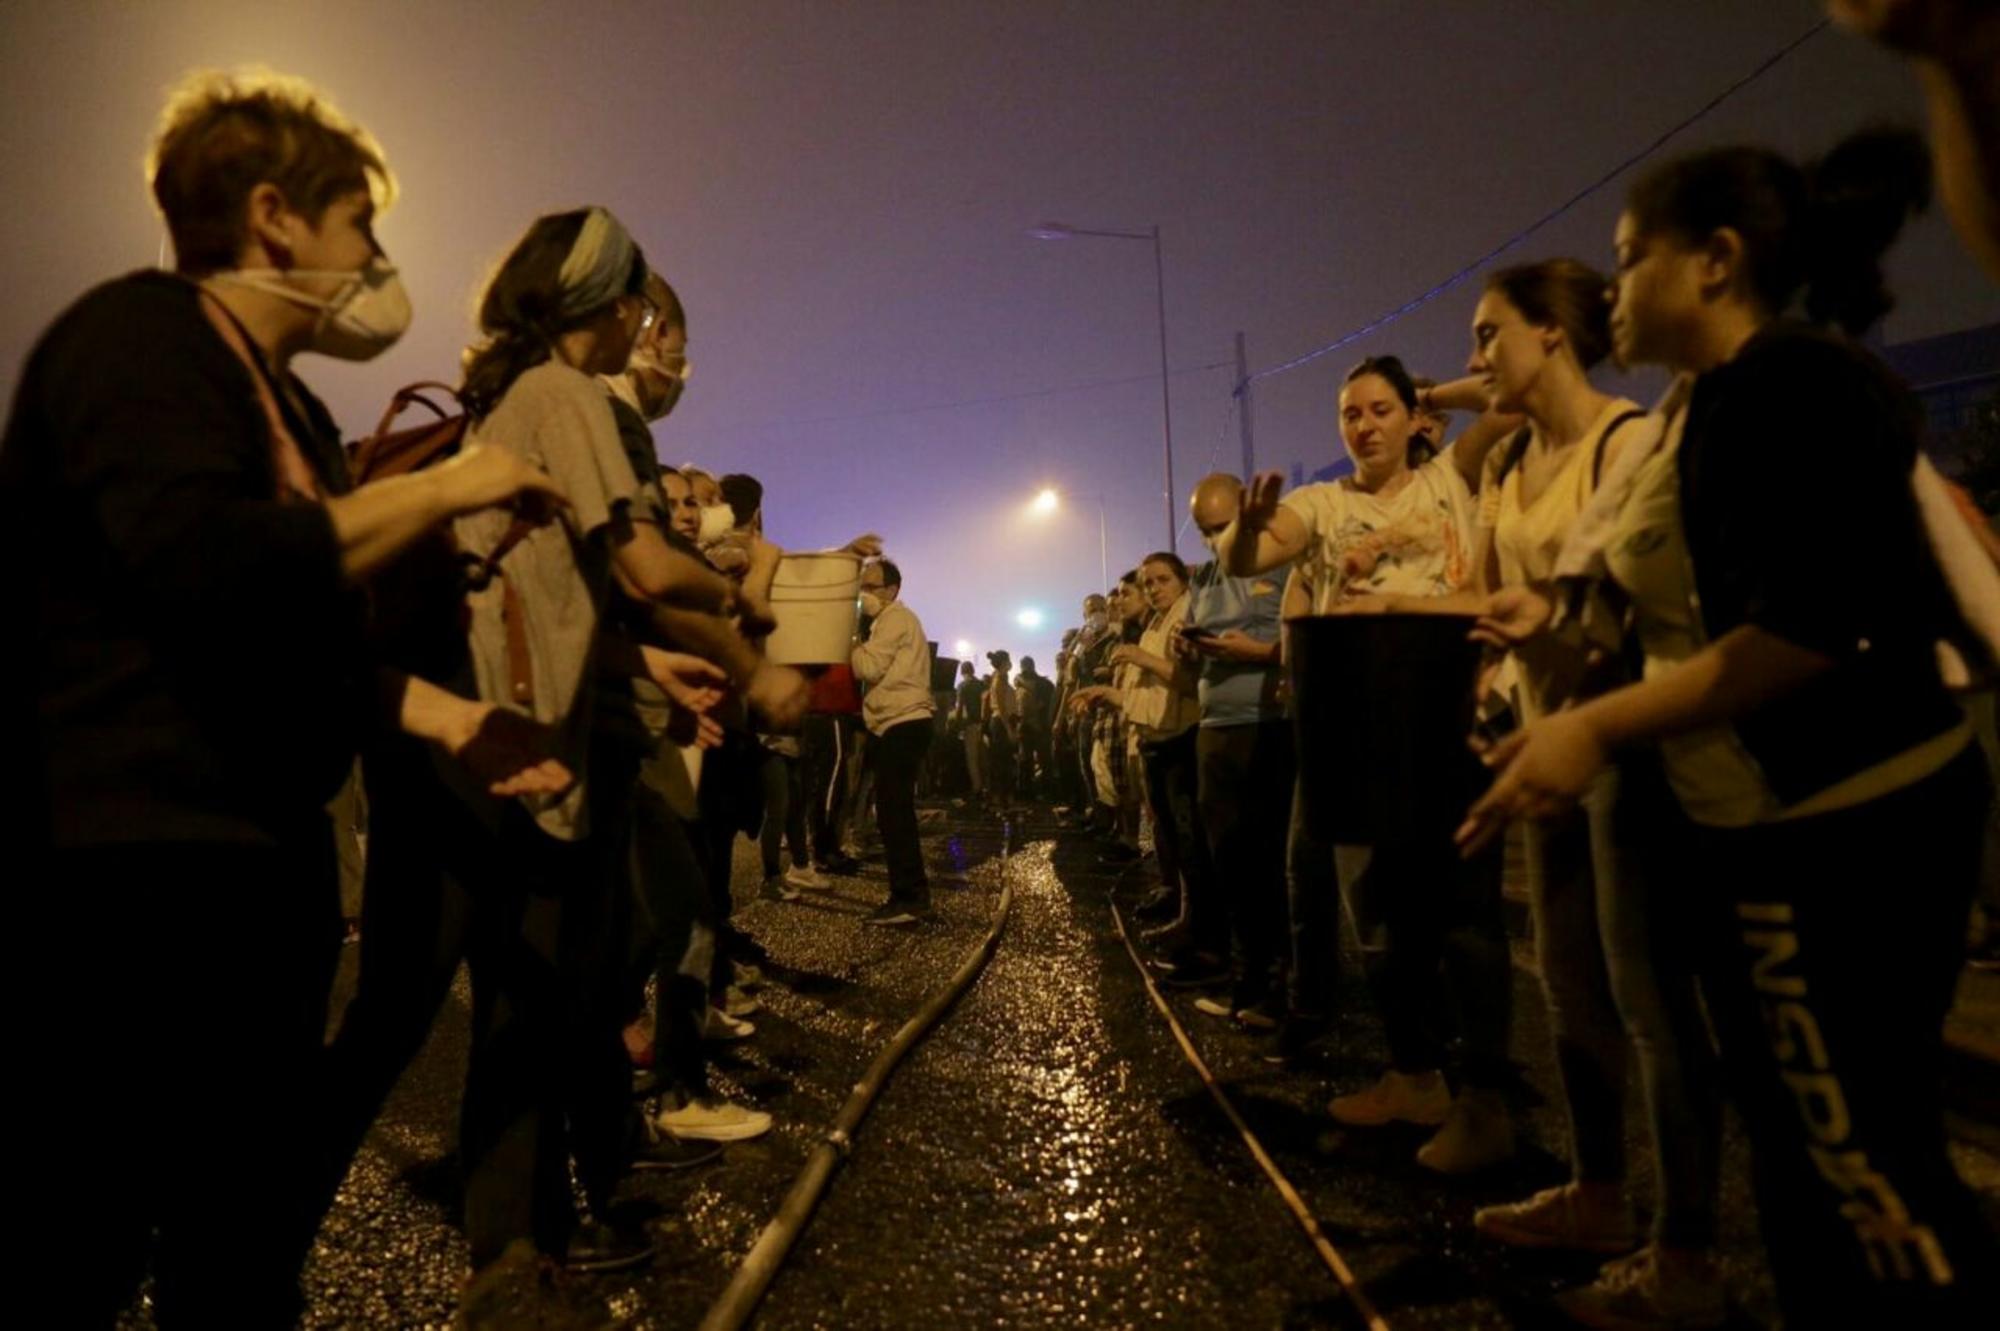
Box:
[3,1,1989,665]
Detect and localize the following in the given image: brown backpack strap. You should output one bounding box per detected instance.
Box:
[1589,410,1648,492]
[501,578,534,707]
[461,514,543,708]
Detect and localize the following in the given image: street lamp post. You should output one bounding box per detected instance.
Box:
[1030,487,1107,590]
[1028,221,1177,552]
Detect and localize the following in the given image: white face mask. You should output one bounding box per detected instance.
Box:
[1084,611,1107,635]
[858,591,886,617]
[605,344,689,422]
[697,502,736,545]
[213,258,411,361]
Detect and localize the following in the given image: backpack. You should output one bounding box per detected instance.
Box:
[348,384,538,706]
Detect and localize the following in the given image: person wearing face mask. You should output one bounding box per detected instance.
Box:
[318,206,778,1313]
[588,283,778,1152]
[1224,363,1519,1174]
[852,558,937,923]
[1,71,592,1328]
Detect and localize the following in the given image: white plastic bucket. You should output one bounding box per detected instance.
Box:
[764,551,864,665]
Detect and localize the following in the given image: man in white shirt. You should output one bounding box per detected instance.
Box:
[852,559,937,923]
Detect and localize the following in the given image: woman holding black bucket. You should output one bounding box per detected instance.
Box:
[1224,356,1517,1174]
[1464,130,1999,1326]
[1448,259,1730,1329]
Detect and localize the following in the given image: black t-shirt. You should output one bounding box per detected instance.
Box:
[2,271,363,848]
[1678,321,1964,804]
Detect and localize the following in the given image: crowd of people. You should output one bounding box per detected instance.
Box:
[9,4,1999,1329]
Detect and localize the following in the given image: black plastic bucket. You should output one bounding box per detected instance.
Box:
[1287,612,1487,845]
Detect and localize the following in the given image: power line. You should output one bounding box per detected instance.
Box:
[1243,17,1832,387]
[706,359,1232,435]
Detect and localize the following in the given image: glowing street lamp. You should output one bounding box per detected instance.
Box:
[1016,607,1046,630]
[1025,486,1109,591]
[954,638,974,658]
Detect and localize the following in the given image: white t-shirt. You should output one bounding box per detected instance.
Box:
[1279,448,1478,612]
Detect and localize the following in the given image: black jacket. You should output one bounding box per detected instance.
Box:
[3,271,364,848]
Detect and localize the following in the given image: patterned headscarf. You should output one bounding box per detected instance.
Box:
[554,206,640,321]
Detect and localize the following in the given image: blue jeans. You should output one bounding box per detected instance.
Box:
[1535,758,1722,1249]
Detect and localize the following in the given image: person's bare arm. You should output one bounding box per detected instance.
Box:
[381,669,574,797]
[1457,625,1831,852]
[610,517,734,613]
[1111,644,1178,682]
[329,444,568,580]
[1222,471,1311,575]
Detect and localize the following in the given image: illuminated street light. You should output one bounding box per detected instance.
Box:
[1016,607,1046,630]
[954,638,974,658]
[1025,486,1109,590]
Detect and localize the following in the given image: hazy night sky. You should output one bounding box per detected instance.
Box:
[2,1,1988,664]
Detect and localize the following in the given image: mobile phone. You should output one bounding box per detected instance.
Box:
[1180,625,1215,641]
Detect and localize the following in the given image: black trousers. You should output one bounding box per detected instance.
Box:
[33,838,340,1329]
[1197,720,1296,1006]
[800,713,859,864]
[626,786,716,1099]
[757,746,810,877]
[873,717,933,902]
[1695,744,1997,1326]
[1140,728,1212,940]
[321,739,612,1267]
[1337,832,1512,1087]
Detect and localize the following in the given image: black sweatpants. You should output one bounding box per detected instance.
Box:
[34,837,340,1329]
[1694,744,1997,1325]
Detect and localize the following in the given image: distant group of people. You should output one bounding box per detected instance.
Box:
[11,3,2000,1329]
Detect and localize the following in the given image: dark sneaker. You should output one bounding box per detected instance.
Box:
[1155,949,1230,990]
[864,900,929,927]
[458,1240,620,1330]
[1234,1001,1282,1032]
[1133,888,1179,922]
[563,1218,657,1274]
[1262,1012,1331,1065]
[818,853,863,876]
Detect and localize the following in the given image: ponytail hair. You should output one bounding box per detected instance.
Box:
[1342,354,1435,467]
[460,208,649,420]
[1485,258,1614,368]
[1626,126,1929,337]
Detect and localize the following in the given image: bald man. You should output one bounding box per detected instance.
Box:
[1169,474,1295,1016]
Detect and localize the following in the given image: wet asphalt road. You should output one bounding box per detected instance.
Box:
[118,804,1999,1329]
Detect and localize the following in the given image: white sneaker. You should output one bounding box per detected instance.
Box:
[703,1007,755,1041]
[786,865,831,891]
[654,1095,774,1143]
[732,961,766,991]
[723,984,762,1018]
[1192,996,1235,1020]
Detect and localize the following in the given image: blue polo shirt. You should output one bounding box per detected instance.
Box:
[1185,559,1285,727]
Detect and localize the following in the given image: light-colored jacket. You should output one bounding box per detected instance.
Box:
[852,599,937,736]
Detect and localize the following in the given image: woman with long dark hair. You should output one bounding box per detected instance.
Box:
[1466,129,1998,1325]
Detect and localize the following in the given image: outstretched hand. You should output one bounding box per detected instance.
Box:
[1455,710,1606,857]
[443,701,577,798]
[1469,586,1554,651]
[435,443,570,524]
[1242,470,1286,530]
